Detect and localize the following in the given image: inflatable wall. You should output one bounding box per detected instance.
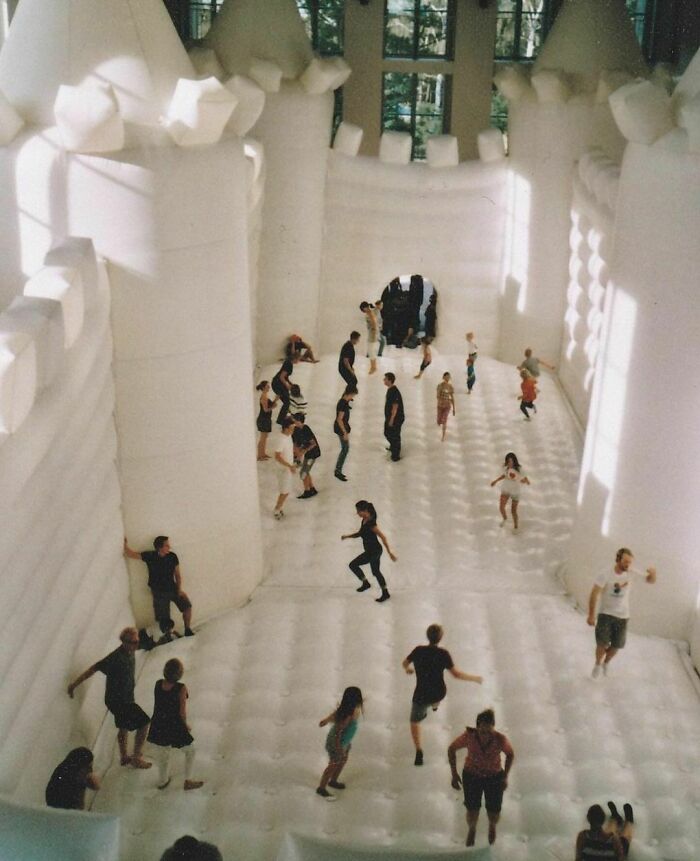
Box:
[0,243,134,803]
[565,53,700,642]
[318,151,507,357]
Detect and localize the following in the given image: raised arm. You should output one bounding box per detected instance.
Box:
[123,538,142,560]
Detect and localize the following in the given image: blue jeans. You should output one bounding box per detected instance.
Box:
[377,332,386,356]
[336,436,349,473]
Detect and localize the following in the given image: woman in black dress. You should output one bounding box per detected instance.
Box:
[255,380,277,460]
[46,747,100,810]
[148,658,203,791]
[341,501,397,602]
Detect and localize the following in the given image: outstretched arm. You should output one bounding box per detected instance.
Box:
[490,474,505,487]
[318,710,336,727]
[449,667,483,684]
[67,664,98,698]
[123,538,141,560]
[645,566,657,584]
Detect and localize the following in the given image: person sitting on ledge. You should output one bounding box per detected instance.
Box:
[286,333,319,363]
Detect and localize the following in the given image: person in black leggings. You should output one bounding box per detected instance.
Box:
[341,501,396,603]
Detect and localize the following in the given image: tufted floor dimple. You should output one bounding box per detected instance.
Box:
[93,353,700,860]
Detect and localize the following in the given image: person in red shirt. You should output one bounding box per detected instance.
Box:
[518,369,538,420]
[448,708,515,847]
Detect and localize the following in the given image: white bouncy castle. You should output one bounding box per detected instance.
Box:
[0,0,699,859]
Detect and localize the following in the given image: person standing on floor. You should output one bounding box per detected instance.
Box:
[148,658,203,792]
[360,302,379,375]
[316,686,364,801]
[588,548,657,678]
[490,452,530,531]
[403,625,483,766]
[45,747,100,810]
[424,292,437,339]
[341,500,396,602]
[272,353,298,426]
[338,331,361,388]
[448,708,515,847]
[383,373,405,462]
[518,368,538,420]
[414,337,433,379]
[374,299,386,357]
[333,384,356,482]
[67,628,152,770]
[466,357,476,394]
[466,332,478,362]
[124,536,195,637]
[436,372,455,441]
[273,418,297,519]
[292,412,320,499]
[255,381,277,460]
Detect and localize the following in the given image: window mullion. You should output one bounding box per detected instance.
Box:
[414,0,420,60]
[411,72,418,159]
[514,0,523,61]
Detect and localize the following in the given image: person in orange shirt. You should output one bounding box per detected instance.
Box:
[448,708,515,847]
[518,368,538,420]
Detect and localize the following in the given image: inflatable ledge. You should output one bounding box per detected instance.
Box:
[276,833,490,861]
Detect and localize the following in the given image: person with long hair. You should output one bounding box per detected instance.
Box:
[436,372,455,441]
[448,708,515,847]
[255,381,277,461]
[148,658,203,791]
[490,452,530,531]
[45,747,100,810]
[316,686,364,800]
[341,501,396,602]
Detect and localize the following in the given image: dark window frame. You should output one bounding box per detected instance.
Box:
[383,0,457,62]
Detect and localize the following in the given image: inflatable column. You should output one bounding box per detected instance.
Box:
[496,0,645,365]
[564,51,700,645]
[205,0,342,363]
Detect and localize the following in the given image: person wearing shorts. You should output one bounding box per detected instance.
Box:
[67,628,152,769]
[588,548,657,678]
[273,418,297,519]
[448,708,514,847]
[490,452,530,531]
[435,372,455,441]
[292,413,320,499]
[403,624,482,765]
[124,536,194,637]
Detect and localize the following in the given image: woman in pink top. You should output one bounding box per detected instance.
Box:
[448,708,515,847]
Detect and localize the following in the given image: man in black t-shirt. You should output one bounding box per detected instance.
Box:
[67,628,152,769]
[333,384,356,481]
[338,331,361,386]
[403,624,483,765]
[383,372,405,461]
[292,412,321,499]
[124,536,194,637]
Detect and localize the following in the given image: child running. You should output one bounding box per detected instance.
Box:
[414,337,433,379]
[466,357,476,394]
[436,372,455,441]
[490,452,530,531]
[316,686,364,801]
[148,658,203,791]
[518,368,538,420]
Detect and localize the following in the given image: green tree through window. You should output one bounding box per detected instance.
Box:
[296,0,345,56]
[384,0,455,60]
[382,72,451,160]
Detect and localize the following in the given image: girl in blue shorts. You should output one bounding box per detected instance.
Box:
[316,686,364,800]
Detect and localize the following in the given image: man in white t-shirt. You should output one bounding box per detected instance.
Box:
[587,547,657,678]
[273,418,297,520]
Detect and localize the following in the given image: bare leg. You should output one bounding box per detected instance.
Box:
[410,721,421,751]
[466,810,480,846]
[511,499,519,530]
[274,492,289,514]
[132,725,152,767]
[441,421,446,442]
[257,432,269,460]
[487,811,500,844]
[369,359,377,375]
[499,494,508,525]
[118,730,130,765]
[182,605,192,630]
[318,760,337,790]
[604,646,619,665]
[595,643,608,666]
